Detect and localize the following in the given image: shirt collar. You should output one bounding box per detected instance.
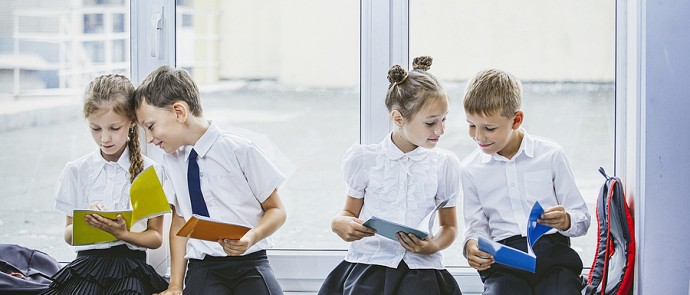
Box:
[480,128,534,163]
[185,120,221,161]
[382,132,429,162]
[90,147,131,172]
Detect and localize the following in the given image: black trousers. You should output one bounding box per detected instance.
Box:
[479,234,583,295]
[184,250,283,295]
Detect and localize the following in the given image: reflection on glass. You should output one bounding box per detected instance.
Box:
[411,0,615,266]
[83,14,104,34]
[83,41,105,63]
[113,39,125,62]
[175,1,360,250]
[0,0,131,262]
[113,13,125,33]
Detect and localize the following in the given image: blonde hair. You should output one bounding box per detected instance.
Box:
[386,56,446,120]
[83,74,143,183]
[132,65,202,117]
[463,69,522,118]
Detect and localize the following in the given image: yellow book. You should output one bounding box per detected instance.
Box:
[177,214,252,241]
[72,166,171,246]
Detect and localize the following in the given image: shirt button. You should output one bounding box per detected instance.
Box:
[200,172,204,177]
[511,183,516,187]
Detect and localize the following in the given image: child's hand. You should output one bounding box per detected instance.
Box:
[538,205,571,231]
[464,239,494,271]
[219,234,255,256]
[331,216,376,242]
[88,202,106,211]
[154,286,183,295]
[397,232,439,255]
[85,213,128,238]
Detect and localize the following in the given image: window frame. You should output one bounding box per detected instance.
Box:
[131,0,625,293]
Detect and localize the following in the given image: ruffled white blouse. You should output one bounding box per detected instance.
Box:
[342,133,461,269]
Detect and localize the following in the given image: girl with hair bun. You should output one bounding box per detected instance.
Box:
[318,56,463,295]
[41,74,168,295]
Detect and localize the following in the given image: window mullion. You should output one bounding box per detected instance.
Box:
[360,0,409,145]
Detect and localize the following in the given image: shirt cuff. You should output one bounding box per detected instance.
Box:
[559,210,587,237]
[346,187,364,199]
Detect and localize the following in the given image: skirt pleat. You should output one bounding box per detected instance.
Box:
[318,260,462,295]
[39,246,167,295]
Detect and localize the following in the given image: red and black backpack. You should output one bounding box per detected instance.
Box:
[582,167,635,295]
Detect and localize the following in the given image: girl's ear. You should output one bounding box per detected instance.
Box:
[512,111,524,130]
[391,110,405,127]
[172,101,188,123]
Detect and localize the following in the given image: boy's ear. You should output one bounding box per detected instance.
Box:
[512,111,524,130]
[172,101,188,123]
[391,110,405,127]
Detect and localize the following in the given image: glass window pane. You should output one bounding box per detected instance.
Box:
[113,13,125,33]
[410,0,615,267]
[0,0,131,263]
[83,41,105,63]
[175,0,360,249]
[83,13,104,34]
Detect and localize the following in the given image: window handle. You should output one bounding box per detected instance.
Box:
[150,8,163,58]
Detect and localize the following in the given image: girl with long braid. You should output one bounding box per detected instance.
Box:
[41,74,168,295]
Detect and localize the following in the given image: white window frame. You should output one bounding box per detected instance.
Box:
[130,0,629,293]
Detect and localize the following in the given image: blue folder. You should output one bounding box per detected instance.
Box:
[477,201,552,273]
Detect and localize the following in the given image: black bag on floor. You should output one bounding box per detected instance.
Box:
[0,244,60,294]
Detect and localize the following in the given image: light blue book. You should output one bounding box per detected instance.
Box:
[363,199,449,241]
[477,201,552,273]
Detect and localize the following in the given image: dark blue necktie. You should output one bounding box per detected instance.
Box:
[188,149,210,217]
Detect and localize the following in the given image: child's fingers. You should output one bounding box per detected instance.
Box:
[397,233,415,252]
[219,239,249,256]
[468,247,493,261]
[467,248,494,270]
[405,233,424,245]
[356,223,376,234]
[540,211,564,220]
[538,211,566,227]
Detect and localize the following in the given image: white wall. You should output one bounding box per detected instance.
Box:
[205,0,613,86]
[634,0,690,293]
[409,0,615,82]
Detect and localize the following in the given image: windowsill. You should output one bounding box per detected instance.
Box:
[268,249,589,293]
[267,249,484,293]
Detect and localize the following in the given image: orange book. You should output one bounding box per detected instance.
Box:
[176,214,252,241]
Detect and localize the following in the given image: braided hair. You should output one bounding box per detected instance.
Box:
[83,74,143,183]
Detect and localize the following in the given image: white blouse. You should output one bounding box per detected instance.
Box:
[342,133,461,270]
[461,130,591,250]
[54,147,166,252]
[162,122,286,260]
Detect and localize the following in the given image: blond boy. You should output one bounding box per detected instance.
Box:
[460,69,590,294]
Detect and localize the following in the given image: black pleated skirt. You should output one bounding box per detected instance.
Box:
[39,245,168,295]
[318,260,462,295]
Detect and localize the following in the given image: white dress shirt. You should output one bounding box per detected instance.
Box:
[162,122,286,260]
[342,133,461,270]
[461,130,590,249]
[55,147,166,252]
